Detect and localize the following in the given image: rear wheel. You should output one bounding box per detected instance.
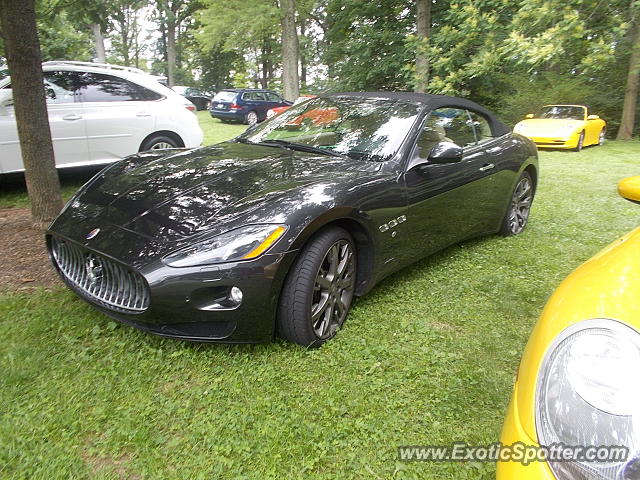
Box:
[500,172,534,236]
[277,227,356,347]
[245,110,259,126]
[140,134,180,151]
[574,131,584,152]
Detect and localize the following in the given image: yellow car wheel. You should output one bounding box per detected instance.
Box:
[574,131,584,152]
[598,128,606,146]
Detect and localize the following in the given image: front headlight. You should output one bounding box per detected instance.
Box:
[163,224,287,267]
[536,319,640,479]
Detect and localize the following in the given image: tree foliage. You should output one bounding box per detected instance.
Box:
[2,0,640,135]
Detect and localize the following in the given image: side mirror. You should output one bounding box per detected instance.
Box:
[428,141,463,164]
[525,113,534,119]
[587,114,600,120]
[618,176,640,204]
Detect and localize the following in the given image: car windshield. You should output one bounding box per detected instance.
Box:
[213,90,236,102]
[239,96,422,162]
[535,106,585,120]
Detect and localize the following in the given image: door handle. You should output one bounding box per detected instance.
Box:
[62,114,82,121]
[136,111,151,117]
[479,163,495,172]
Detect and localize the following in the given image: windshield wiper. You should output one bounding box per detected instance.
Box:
[254,139,347,159]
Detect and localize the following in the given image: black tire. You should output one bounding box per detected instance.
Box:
[499,171,534,236]
[574,131,584,152]
[140,134,180,152]
[245,110,259,126]
[277,226,357,348]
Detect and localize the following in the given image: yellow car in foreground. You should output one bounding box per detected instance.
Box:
[497,176,640,479]
[513,105,606,151]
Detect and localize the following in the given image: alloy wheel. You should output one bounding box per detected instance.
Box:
[247,111,258,125]
[599,130,606,146]
[150,141,174,150]
[311,240,355,339]
[508,177,533,234]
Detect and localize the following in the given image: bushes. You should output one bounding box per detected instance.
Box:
[487,72,627,135]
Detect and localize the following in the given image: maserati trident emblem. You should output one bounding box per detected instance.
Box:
[86,228,101,240]
[85,254,103,286]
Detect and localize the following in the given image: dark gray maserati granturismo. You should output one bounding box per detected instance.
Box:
[47,92,538,347]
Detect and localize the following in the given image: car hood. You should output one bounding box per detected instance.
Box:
[51,141,379,247]
[514,118,584,135]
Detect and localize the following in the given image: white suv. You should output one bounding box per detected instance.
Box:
[0,61,203,174]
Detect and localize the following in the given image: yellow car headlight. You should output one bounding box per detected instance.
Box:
[536,319,640,479]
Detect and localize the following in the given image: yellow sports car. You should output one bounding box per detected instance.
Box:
[497,176,640,479]
[513,105,606,151]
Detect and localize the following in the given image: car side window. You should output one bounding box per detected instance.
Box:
[467,111,494,144]
[43,71,78,104]
[75,72,162,102]
[429,107,476,148]
[253,92,267,101]
[266,92,281,102]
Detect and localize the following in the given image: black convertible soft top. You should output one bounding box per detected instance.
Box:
[323,91,511,137]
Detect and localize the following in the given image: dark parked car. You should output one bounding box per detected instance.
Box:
[209,88,291,125]
[172,86,211,111]
[47,92,538,347]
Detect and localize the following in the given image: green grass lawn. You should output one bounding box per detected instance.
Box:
[1,128,639,478]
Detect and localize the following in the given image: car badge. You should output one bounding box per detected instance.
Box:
[85,254,103,286]
[86,228,100,240]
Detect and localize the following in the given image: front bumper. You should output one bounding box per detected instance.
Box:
[48,233,299,343]
[519,134,579,150]
[497,383,555,479]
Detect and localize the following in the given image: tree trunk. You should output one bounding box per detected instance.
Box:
[120,22,131,66]
[415,0,431,93]
[280,0,299,102]
[617,13,640,140]
[166,18,176,87]
[299,19,307,87]
[91,23,106,63]
[260,37,269,89]
[0,0,62,225]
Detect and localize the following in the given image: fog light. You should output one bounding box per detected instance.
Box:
[230,286,243,304]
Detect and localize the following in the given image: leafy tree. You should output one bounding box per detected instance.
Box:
[198,0,281,89]
[617,1,640,139]
[325,0,415,91]
[108,0,148,68]
[155,0,203,86]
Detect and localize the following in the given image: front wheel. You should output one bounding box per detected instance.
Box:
[598,129,606,146]
[574,131,585,152]
[500,172,534,236]
[277,227,357,347]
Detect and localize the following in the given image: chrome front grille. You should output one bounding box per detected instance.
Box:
[50,236,150,313]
